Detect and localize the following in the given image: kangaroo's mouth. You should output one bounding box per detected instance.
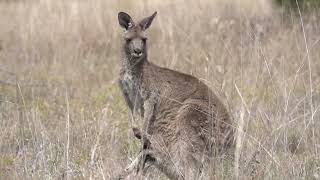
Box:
[132,52,143,58]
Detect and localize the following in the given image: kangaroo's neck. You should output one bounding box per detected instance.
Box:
[121,51,148,77]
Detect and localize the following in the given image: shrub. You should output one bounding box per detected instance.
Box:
[274,0,320,12]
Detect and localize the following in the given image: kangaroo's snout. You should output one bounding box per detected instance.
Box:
[130,38,144,58]
[133,48,142,54]
[132,47,143,57]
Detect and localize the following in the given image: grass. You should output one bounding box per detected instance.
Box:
[0,0,320,179]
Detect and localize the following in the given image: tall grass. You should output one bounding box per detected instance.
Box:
[0,0,319,179]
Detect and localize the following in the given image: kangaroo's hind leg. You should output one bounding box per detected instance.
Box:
[132,127,185,180]
[173,102,214,180]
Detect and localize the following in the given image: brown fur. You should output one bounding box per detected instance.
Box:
[117,11,234,180]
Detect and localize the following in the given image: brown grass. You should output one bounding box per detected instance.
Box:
[0,0,320,179]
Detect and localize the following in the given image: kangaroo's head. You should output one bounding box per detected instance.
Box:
[118,11,157,61]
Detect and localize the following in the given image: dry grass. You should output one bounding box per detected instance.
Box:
[0,0,320,179]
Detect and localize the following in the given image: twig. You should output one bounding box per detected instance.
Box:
[65,89,70,180]
[234,105,245,179]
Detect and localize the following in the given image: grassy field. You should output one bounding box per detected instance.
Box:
[0,0,320,179]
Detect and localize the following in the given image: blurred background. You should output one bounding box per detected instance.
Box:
[0,0,319,179]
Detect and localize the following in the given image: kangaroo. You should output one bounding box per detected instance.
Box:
[117,11,234,180]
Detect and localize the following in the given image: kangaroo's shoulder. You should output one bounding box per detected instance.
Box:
[143,62,200,84]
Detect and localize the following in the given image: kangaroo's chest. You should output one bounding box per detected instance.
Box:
[119,72,144,115]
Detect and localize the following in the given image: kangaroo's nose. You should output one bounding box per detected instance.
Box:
[134,49,142,54]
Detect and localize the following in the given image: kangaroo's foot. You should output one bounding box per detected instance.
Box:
[116,149,154,179]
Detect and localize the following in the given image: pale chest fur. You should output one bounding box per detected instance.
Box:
[119,71,145,116]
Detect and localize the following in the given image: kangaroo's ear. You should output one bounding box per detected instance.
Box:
[118,12,134,30]
[139,11,157,31]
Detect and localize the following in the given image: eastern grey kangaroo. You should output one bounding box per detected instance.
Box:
[117,11,234,180]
